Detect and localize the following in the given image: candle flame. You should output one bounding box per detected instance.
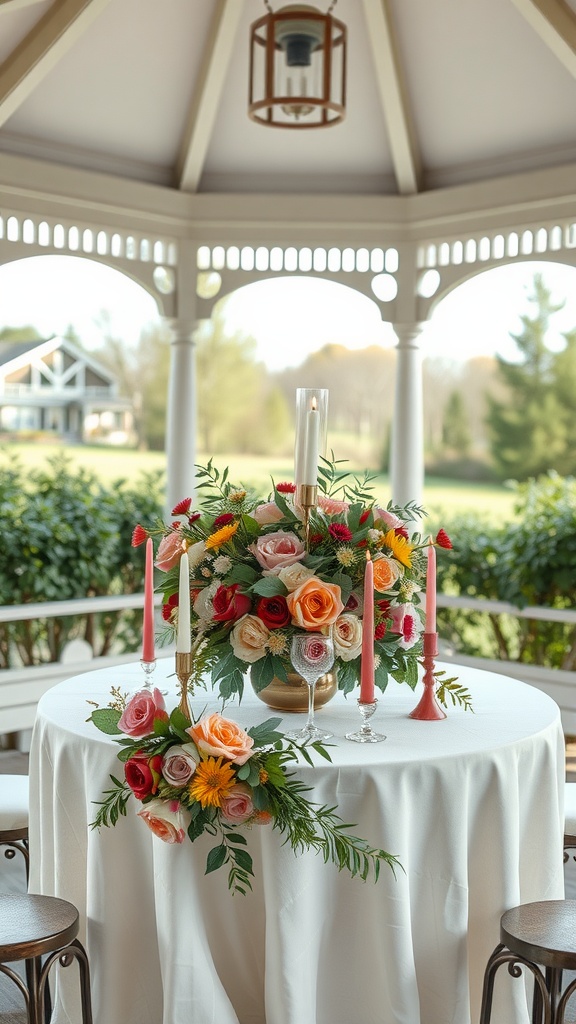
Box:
[366,550,371,562]
[311,396,317,411]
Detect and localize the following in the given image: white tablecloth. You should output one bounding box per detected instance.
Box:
[29,659,565,1024]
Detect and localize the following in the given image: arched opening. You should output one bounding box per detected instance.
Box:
[420,260,576,492]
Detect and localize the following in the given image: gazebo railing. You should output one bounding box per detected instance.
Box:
[0,593,574,736]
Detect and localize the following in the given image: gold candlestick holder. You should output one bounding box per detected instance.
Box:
[175,651,193,721]
[296,483,318,549]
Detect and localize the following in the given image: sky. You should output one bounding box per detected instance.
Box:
[1,254,576,369]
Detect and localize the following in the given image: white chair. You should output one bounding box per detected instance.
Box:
[0,775,29,884]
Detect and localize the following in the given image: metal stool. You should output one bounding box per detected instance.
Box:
[0,893,92,1024]
[479,900,576,1024]
[0,774,29,883]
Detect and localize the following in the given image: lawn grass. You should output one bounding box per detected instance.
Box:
[0,442,517,522]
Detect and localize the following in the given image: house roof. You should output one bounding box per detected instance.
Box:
[0,336,117,382]
[0,0,575,200]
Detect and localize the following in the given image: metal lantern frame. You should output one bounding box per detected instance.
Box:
[248,5,347,129]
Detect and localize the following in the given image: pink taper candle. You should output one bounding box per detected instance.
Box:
[142,537,155,663]
[425,541,437,633]
[359,550,375,703]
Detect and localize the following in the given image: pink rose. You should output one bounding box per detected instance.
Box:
[138,798,187,844]
[187,712,254,765]
[118,689,168,738]
[155,531,185,572]
[388,603,422,650]
[220,783,255,824]
[253,501,284,525]
[318,495,350,516]
[161,743,200,787]
[249,530,306,574]
[375,507,404,531]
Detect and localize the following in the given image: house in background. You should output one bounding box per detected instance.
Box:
[0,336,135,445]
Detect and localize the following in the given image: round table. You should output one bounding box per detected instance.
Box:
[29,659,565,1024]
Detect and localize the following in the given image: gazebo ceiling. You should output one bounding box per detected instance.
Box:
[0,0,576,198]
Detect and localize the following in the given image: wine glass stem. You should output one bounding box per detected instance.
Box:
[306,678,317,731]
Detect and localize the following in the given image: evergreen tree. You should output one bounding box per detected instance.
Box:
[441,390,471,456]
[486,274,567,480]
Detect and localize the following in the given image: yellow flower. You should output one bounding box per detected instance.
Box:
[382,528,413,568]
[188,756,236,808]
[205,522,239,550]
[259,768,269,785]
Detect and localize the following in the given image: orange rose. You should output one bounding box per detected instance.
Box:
[286,576,344,631]
[372,556,402,593]
[187,712,254,766]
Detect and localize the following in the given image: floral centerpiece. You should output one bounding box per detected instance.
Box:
[89,687,399,894]
[132,458,459,706]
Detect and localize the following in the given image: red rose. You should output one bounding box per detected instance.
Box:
[212,584,251,623]
[162,593,178,622]
[213,513,235,529]
[328,523,353,543]
[256,595,290,629]
[125,754,155,799]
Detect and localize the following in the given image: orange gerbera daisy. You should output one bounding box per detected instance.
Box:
[205,522,239,551]
[382,528,413,568]
[188,756,236,808]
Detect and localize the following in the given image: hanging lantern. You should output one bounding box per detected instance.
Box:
[248,2,347,129]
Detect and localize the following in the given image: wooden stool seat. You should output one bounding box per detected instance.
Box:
[480,900,576,1024]
[0,894,92,1023]
[0,775,30,882]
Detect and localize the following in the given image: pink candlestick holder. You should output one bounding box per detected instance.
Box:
[408,632,446,721]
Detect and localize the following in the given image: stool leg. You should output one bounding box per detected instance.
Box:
[480,944,552,1024]
[38,940,93,1024]
[556,974,576,1024]
[25,956,43,1024]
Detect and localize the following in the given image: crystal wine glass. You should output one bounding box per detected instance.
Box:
[286,633,335,743]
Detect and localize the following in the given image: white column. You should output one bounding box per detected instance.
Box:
[165,317,198,514]
[390,322,425,508]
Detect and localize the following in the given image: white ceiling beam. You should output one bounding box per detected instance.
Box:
[509,0,576,76]
[361,0,422,195]
[176,0,245,193]
[0,0,113,127]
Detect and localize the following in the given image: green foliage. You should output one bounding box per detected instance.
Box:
[0,451,164,667]
[486,274,576,480]
[436,473,576,670]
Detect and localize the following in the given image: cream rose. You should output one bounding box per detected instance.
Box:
[277,562,315,592]
[230,613,270,663]
[188,713,254,765]
[137,799,188,844]
[333,613,363,661]
[286,576,344,631]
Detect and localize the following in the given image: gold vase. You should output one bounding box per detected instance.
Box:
[250,668,338,712]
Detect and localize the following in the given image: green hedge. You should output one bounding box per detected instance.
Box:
[436,473,576,670]
[0,453,165,667]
